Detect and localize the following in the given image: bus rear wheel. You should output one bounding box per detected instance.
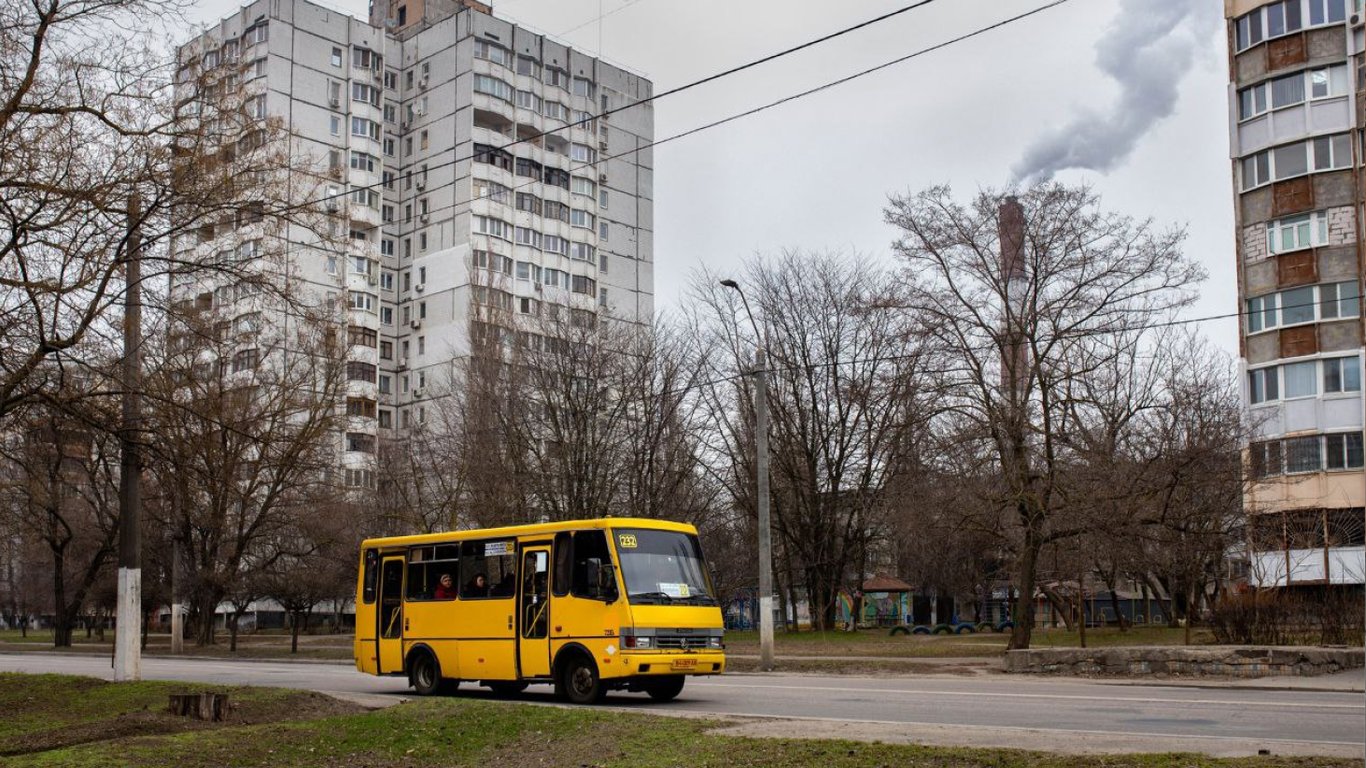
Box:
[558,655,605,704]
[410,651,445,696]
[643,675,685,702]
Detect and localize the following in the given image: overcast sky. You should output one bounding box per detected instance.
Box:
[190,0,1238,355]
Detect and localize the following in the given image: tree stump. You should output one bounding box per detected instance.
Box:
[167,692,229,721]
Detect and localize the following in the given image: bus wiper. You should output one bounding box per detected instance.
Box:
[629,591,674,604]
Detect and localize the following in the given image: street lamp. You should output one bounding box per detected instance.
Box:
[720,279,775,671]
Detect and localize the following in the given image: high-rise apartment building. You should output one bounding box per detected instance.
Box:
[1226,0,1365,589]
[174,0,654,490]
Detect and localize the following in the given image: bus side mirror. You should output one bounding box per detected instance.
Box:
[585,560,617,602]
[600,564,618,602]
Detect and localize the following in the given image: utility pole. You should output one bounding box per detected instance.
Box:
[114,194,143,681]
[720,279,775,671]
[170,535,183,654]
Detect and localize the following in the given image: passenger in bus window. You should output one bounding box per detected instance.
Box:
[465,573,488,597]
[491,572,515,597]
[434,573,456,600]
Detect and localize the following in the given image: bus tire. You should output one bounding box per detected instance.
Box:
[408,648,444,696]
[644,675,686,702]
[557,653,605,704]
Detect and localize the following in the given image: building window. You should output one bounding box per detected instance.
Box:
[474,39,511,67]
[1325,432,1365,469]
[1285,435,1322,473]
[1283,360,1318,398]
[1247,281,1359,333]
[346,397,378,418]
[473,74,514,102]
[347,361,378,383]
[1266,211,1329,255]
[348,326,378,347]
[570,143,596,163]
[516,54,539,78]
[379,374,392,394]
[1249,365,1279,404]
[1323,355,1362,393]
[380,340,393,359]
[570,209,594,229]
[1250,440,1284,478]
[1241,134,1353,190]
[346,432,376,453]
[1239,64,1350,121]
[1236,0,1346,52]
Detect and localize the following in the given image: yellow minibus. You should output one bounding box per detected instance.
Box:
[354,517,725,703]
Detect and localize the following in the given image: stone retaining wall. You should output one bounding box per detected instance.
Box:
[1005,646,1364,678]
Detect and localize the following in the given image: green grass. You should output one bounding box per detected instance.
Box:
[0,674,1353,768]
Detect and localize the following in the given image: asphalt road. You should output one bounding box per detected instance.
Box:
[2,653,1362,759]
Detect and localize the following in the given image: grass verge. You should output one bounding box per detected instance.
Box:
[0,674,1354,768]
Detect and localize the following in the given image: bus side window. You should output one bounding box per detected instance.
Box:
[572,530,614,600]
[406,544,461,601]
[362,549,379,604]
[461,539,516,599]
[552,532,572,597]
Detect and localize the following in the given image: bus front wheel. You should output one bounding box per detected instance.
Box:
[558,655,605,704]
[644,675,685,702]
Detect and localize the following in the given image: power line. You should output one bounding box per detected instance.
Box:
[555,0,645,39]
[268,0,955,216]
[279,0,1072,241]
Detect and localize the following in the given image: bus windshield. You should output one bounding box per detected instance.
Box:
[613,528,716,605]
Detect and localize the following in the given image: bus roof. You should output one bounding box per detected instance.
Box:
[360,517,698,550]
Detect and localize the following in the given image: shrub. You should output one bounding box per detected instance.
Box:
[1210,589,1364,646]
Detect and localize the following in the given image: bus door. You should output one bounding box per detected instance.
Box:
[518,545,551,678]
[377,555,406,674]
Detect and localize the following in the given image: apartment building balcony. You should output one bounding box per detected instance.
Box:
[1251,546,1364,587]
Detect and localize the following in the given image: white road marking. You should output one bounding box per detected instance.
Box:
[688,680,1366,710]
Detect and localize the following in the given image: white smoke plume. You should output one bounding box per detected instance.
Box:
[1012,0,1219,184]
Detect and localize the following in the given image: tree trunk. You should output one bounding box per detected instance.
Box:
[1008,520,1041,650]
[290,612,301,653]
[193,590,222,646]
[51,545,71,648]
[228,613,239,652]
[1103,572,1130,631]
[1039,584,1075,631]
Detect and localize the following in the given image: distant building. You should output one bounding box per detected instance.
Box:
[1224,0,1365,589]
[174,0,655,487]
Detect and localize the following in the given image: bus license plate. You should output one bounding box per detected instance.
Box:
[671,659,697,670]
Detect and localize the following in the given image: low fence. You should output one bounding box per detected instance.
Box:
[1005,645,1364,678]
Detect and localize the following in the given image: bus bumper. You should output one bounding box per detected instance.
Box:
[615,651,725,677]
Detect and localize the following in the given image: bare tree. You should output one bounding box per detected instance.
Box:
[0,388,122,646]
[142,294,347,645]
[884,183,1202,649]
[690,251,928,630]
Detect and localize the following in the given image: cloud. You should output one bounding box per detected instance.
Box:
[1012,0,1219,184]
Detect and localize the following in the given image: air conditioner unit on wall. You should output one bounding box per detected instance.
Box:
[416,178,426,189]
[412,388,424,399]
[414,282,425,292]
[398,357,409,369]
[410,318,422,329]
